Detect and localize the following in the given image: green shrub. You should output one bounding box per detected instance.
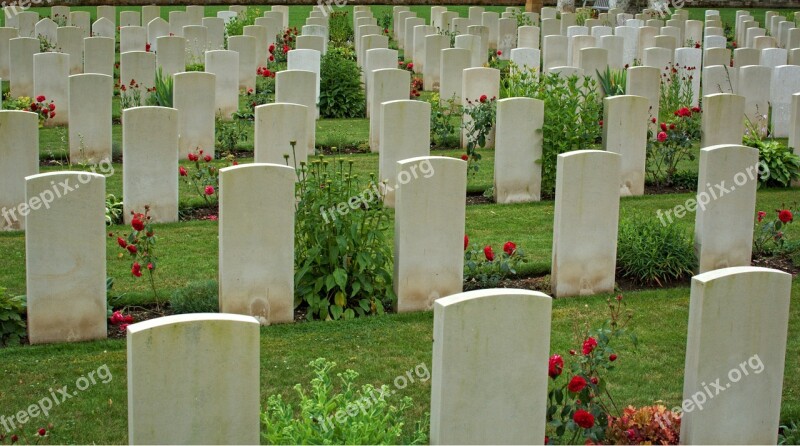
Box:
[753,141,800,188]
[170,280,219,314]
[262,358,428,445]
[616,217,696,287]
[145,68,173,108]
[0,287,26,347]
[319,50,365,119]
[428,93,461,149]
[780,421,800,445]
[224,7,261,38]
[294,149,394,320]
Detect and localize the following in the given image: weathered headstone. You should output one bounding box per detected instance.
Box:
[127,314,260,444]
[33,52,69,126]
[430,289,551,444]
[155,36,186,77]
[770,65,800,138]
[205,50,239,120]
[56,26,82,74]
[168,10,189,37]
[254,103,310,167]
[423,34,450,91]
[701,93,745,148]
[603,95,648,196]
[738,65,772,123]
[379,100,431,207]
[368,68,410,153]
[227,35,256,92]
[551,150,621,298]
[183,25,208,66]
[494,98,544,203]
[91,17,115,39]
[83,36,114,76]
[119,51,156,106]
[69,74,112,163]
[120,10,140,27]
[120,26,147,54]
[0,111,38,232]
[174,72,216,159]
[439,48,471,104]
[461,67,500,149]
[394,157,466,312]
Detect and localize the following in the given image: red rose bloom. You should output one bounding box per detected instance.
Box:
[651,117,656,123]
[757,211,767,222]
[582,337,598,355]
[145,42,151,52]
[147,262,154,271]
[461,154,469,161]
[203,154,212,162]
[179,166,188,176]
[49,112,55,119]
[188,153,198,161]
[464,234,469,250]
[479,94,488,103]
[131,262,142,277]
[669,123,676,130]
[573,409,594,429]
[117,237,127,248]
[119,323,129,332]
[503,241,516,255]
[204,185,215,195]
[657,131,668,142]
[548,354,564,379]
[691,106,701,113]
[126,244,137,254]
[483,245,495,261]
[131,216,145,231]
[590,377,599,385]
[568,375,587,393]
[269,54,275,62]
[37,428,46,436]
[36,95,45,102]
[609,353,617,361]
[660,122,667,132]
[269,44,275,53]
[407,62,414,70]
[779,209,793,223]
[283,44,290,53]
[496,50,502,56]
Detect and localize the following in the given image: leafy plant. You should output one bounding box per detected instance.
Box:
[779,420,800,445]
[658,62,695,123]
[180,148,237,207]
[546,295,636,445]
[428,93,462,148]
[262,358,428,445]
[185,63,205,72]
[319,50,365,119]
[596,67,627,97]
[119,79,150,110]
[743,118,800,188]
[224,7,261,38]
[170,280,219,314]
[37,33,55,52]
[145,68,173,108]
[605,405,681,444]
[463,238,526,289]
[616,216,696,287]
[462,95,497,175]
[328,10,354,48]
[501,70,602,194]
[215,117,249,152]
[0,287,26,347]
[105,194,124,225]
[28,94,57,127]
[646,106,701,187]
[293,147,394,321]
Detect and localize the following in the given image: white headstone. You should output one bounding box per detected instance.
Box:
[494,98,544,203]
[228,35,256,92]
[770,65,800,138]
[174,72,216,159]
[440,48,471,104]
[254,103,310,168]
[83,36,114,76]
[69,74,112,163]
[146,17,169,53]
[394,157,466,312]
[205,50,239,120]
[423,34,450,91]
[119,51,156,106]
[122,106,179,224]
[551,150,621,297]
[430,289,551,444]
[127,314,260,444]
[33,52,69,126]
[287,49,321,108]
[55,26,82,74]
[461,67,500,149]
[738,65,772,123]
[604,95,648,196]
[183,25,208,66]
[368,68,410,153]
[155,35,186,77]
[120,26,147,54]
[379,100,431,207]
[0,111,38,231]
[91,17,115,39]
[694,144,759,273]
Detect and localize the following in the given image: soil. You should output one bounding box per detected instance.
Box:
[179,206,219,222]
[466,194,493,205]
[644,183,696,195]
[752,253,800,279]
[318,146,369,155]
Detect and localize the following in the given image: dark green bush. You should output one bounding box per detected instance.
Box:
[170,280,219,314]
[0,287,26,347]
[616,217,696,287]
[319,49,365,119]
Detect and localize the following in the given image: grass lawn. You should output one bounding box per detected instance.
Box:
[1,4,800,444]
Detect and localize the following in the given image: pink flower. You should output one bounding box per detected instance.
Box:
[204,185,215,195]
[657,131,668,142]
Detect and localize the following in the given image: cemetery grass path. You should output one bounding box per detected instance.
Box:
[0,282,799,443]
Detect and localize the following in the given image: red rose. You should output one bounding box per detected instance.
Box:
[203,154,212,162]
[568,375,587,393]
[548,354,564,379]
[188,153,198,161]
[660,122,667,132]
[119,323,129,332]
[146,42,151,52]
[669,123,676,130]
[11,434,18,443]
[694,42,700,48]
[479,94,488,103]
[127,244,137,254]
[503,241,516,255]
[609,353,617,361]
[204,185,215,195]
[179,166,187,176]
[677,107,691,117]
[123,315,134,323]
[691,106,701,113]
[657,131,668,142]
[483,245,494,261]
[269,44,275,53]
[461,154,469,161]
[131,216,145,231]
[49,112,55,119]
[590,377,599,385]
[573,409,594,429]
[37,429,46,437]
[269,55,275,62]
[110,311,123,324]
[779,209,793,223]
[147,262,154,271]
[283,44,290,53]
[117,237,127,248]
[30,103,38,111]
[131,262,142,277]
[582,337,598,355]
[464,234,469,250]
[384,28,389,34]
[233,160,239,166]
[496,50,502,56]
[757,211,767,222]
[36,95,45,102]
[651,117,656,123]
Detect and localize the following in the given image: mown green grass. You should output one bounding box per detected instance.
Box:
[1,281,800,444]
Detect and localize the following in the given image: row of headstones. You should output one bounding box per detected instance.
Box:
[13,105,783,345]
[124,265,792,445]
